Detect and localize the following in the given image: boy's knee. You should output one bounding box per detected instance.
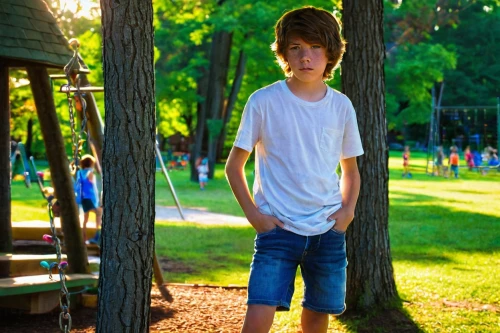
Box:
[242,305,276,333]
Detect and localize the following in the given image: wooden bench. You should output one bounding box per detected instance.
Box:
[0,274,98,313]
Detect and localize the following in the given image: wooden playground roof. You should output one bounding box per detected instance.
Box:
[0,0,71,68]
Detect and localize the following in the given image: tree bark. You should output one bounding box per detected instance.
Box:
[205,30,232,176]
[341,0,398,310]
[27,66,89,274]
[216,49,247,160]
[190,66,209,182]
[0,64,12,255]
[97,1,156,332]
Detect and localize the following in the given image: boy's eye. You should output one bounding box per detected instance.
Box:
[312,45,322,49]
[289,45,300,50]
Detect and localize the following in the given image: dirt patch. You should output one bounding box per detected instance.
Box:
[159,257,196,274]
[0,285,247,332]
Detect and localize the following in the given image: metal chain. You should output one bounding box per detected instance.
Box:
[64,39,89,174]
[44,201,72,332]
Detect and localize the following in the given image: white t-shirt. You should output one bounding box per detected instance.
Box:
[234,80,364,236]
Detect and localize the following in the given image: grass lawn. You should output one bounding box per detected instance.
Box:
[10,151,500,332]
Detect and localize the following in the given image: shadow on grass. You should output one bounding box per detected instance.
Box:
[389,191,500,261]
[339,305,423,333]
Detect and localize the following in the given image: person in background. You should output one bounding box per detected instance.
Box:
[78,154,102,244]
[435,146,445,176]
[196,156,209,190]
[402,145,412,178]
[464,146,474,171]
[448,146,460,179]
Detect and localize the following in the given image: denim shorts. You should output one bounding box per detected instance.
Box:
[247,226,347,315]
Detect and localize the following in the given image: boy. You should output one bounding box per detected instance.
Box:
[225,6,363,333]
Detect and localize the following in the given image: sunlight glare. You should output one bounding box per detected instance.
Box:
[56,0,100,18]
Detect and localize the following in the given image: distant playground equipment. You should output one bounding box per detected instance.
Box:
[425,83,499,175]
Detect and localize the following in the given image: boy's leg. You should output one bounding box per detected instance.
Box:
[95,207,102,229]
[300,228,347,333]
[245,227,302,332]
[241,305,276,333]
[301,307,329,333]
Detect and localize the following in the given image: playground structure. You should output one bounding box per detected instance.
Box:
[425,83,499,174]
[0,0,97,325]
[1,2,183,326]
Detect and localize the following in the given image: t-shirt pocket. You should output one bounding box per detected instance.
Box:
[320,128,342,155]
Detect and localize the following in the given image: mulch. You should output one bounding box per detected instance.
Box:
[0,285,248,332]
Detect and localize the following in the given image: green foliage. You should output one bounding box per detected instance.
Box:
[386,43,456,127]
[384,0,500,134]
[154,0,341,149]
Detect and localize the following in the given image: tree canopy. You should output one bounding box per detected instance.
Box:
[8,0,499,158]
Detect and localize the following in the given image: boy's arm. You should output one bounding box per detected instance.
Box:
[225,147,283,233]
[327,157,361,232]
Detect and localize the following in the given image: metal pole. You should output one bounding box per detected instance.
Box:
[426,87,436,175]
[436,82,445,146]
[497,97,500,154]
[155,142,185,220]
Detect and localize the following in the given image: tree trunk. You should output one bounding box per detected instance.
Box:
[190,67,209,182]
[0,64,12,255]
[341,0,398,310]
[27,66,89,274]
[97,1,156,332]
[205,30,232,176]
[216,49,247,160]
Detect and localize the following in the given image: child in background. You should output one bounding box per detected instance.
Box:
[77,154,102,244]
[449,146,460,178]
[464,146,474,171]
[435,146,445,176]
[402,145,412,178]
[197,157,209,190]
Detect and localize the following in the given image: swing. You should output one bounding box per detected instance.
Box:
[34,40,95,332]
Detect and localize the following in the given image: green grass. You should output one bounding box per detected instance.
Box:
[10,152,500,332]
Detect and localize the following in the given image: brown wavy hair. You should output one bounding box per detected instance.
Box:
[271,6,346,81]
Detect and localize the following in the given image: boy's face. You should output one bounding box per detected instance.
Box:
[285,36,329,84]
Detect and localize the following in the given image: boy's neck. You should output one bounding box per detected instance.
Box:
[285,77,327,102]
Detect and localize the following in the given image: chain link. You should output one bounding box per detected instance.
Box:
[46,201,72,332]
[64,40,89,174]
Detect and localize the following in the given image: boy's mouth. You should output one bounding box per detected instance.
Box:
[300,68,313,71]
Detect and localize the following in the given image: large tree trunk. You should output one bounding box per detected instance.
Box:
[27,66,89,274]
[97,1,156,332]
[341,0,398,310]
[0,64,12,255]
[205,30,232,176]
[216,49,247,160]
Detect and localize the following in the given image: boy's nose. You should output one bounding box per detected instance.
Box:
[300,51,311,62]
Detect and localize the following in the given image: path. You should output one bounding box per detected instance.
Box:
[155,206,249,226]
